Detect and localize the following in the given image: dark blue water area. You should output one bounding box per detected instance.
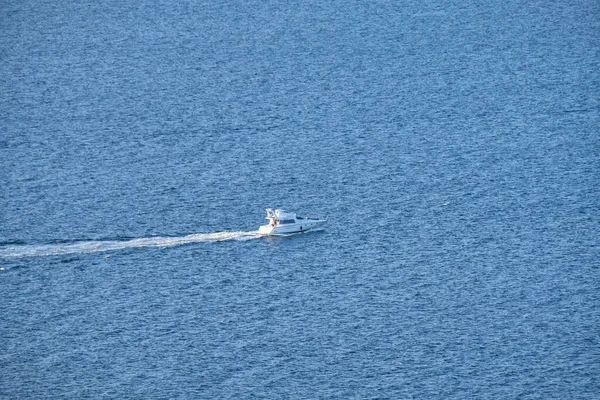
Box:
[1,0,599,398]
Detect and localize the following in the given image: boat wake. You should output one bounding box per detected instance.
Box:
[0,231,260,259]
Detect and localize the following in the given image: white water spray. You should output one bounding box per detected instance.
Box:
[0,231,260,258]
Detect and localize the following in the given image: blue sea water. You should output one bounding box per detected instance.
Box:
[1,0,599,398]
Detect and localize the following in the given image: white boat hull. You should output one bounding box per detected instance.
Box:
[258,219,327,236]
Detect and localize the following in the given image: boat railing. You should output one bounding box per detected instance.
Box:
[267,209,326,221]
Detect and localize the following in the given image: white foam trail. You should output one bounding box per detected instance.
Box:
[0,231,260,258]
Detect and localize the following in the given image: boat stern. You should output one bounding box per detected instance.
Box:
[258,224,273,235]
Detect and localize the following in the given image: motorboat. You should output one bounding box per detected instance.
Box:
[258,208,327,236]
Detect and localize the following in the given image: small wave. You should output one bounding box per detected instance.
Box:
[0,231,260,258]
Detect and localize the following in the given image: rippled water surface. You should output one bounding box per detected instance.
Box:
[1,0,599,398]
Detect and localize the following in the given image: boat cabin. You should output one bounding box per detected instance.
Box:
[266,208,297,225]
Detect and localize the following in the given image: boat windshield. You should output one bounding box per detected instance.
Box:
[277,219,295,225]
